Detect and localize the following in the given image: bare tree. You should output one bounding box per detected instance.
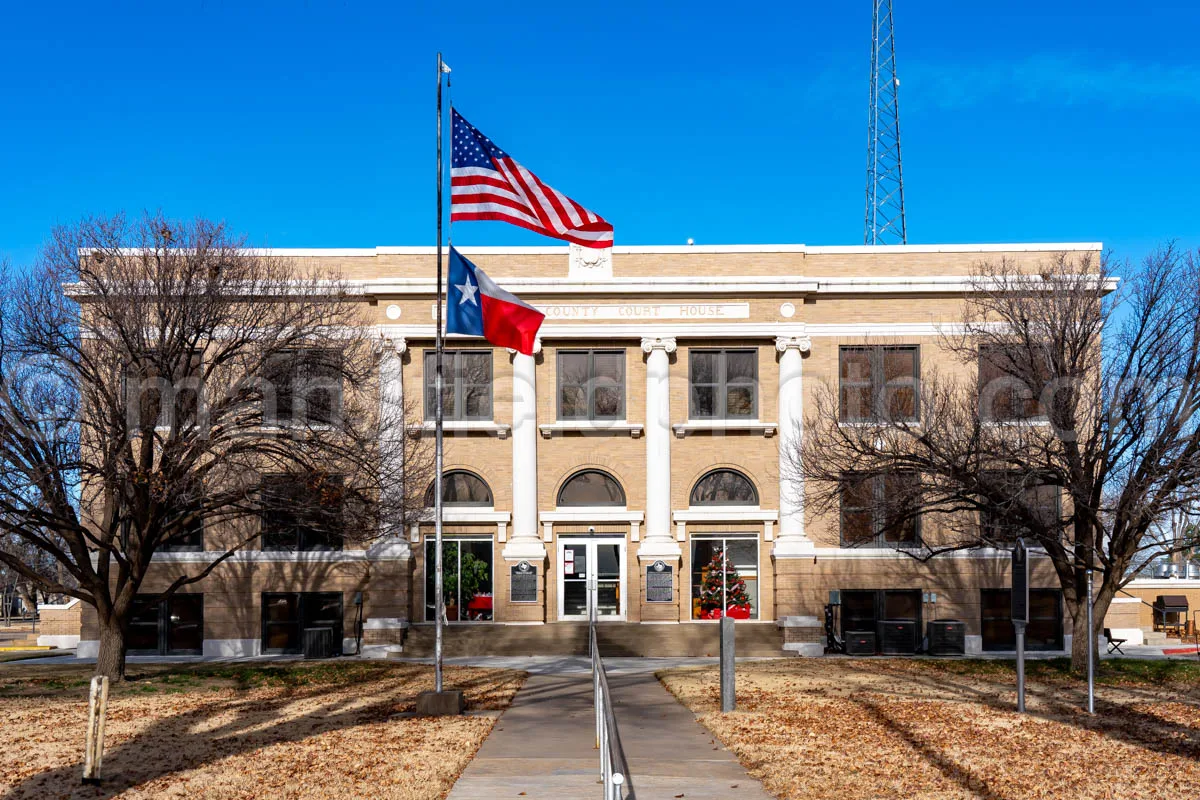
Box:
[791,246,1200,671]
[0,213,432,679]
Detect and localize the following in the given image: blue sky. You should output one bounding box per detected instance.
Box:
[2,1,1198,266]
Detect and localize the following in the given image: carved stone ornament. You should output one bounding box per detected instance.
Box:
[775,335,812,354]
[568,244,613,279]
[640,336,678,355]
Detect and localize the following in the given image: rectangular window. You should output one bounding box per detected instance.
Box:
[263,349,343,426]
[839,472,920,547]
[980,473,1060,543]
[557,350,625,420]
[689,349,758,420]
[261,592,343,655]
[260,474,344,551]
[690,535,759,620]
[124,350,204,429]
[839,345,919,422]
[981,589,1063,651]
[424,537,494,622]
[161,508,204,552]
[126,593,204,655]
[979,344,1047,421]
[424,350,493,421]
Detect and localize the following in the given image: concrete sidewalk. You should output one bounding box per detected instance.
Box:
[447,672,773,800]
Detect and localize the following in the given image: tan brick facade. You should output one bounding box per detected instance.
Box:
[87,242,1099,657]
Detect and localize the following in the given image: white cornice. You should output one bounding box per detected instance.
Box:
[138,242,1100,257]
[364,277,821,294]
[380,322,990,340]
[358,274,1117,297]
[673,508,779,523]
[804,242,1102,254]
[540,509,645,523]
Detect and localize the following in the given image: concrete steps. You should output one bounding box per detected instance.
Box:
[400,621,784,658]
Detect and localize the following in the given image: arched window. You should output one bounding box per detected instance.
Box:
[425,471,494,507]
[557,470,626,507]
[690,469,759,506]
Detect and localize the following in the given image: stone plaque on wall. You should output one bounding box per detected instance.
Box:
[646,560,673,603]
[510,561,538,603]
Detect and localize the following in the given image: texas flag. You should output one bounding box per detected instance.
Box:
[446,247,545,355]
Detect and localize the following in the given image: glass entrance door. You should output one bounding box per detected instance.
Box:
[559,538,625,620]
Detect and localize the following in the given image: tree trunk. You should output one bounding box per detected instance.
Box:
[95,614,127,682]
[1067,590,1111,674]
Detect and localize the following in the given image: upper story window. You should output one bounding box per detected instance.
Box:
[424,470,494,508]
[839,345,919,423]
[260,473,344,551]
[263,349,343,426]
[689,349,757,420]
[980,472,1060,543]
[557,350,625,420]
[840,471,920,547]
[161,501,204,552]
[690,469,759,506]
[978,344,1048,422]
[557,469,626,507]
[424,350,493,421]
[124,350,203,429]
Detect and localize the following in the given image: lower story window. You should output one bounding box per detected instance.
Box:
[127,594,204,655]
[261,592,343,655]
[981,589,1063,651]
[425,538,494,622]
[691,535,759,620]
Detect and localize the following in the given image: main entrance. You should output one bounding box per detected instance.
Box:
[557,537,626,620]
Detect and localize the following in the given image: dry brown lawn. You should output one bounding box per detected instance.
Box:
[660,658,1200,800]
[0,661,525,800]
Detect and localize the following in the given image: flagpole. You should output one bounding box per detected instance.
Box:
[434,51,446,694]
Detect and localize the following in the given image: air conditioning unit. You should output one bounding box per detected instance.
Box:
[878,619,919,655]
[302,626,335,659]
[844,630,877,655]
[927,619,966,656]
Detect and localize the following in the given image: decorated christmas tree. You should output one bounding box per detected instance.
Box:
[698,550,751,618]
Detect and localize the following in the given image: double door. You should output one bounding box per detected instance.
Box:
[558,538,626,621]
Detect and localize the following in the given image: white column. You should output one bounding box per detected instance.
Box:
[503,338,546,560]
[369,336,411,558]
[774,335,814,557]
[640,337,682,561]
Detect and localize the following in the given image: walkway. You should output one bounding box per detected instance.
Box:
[447,670,774,800]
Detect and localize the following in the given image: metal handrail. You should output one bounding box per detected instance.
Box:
[590,582,634,799]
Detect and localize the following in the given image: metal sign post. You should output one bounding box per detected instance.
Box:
[1086,566,1095,714]
[1012,539,1030,713]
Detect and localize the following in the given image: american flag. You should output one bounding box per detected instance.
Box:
[451,109,613,249]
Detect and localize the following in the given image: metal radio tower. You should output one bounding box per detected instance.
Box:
[864,0,907,245]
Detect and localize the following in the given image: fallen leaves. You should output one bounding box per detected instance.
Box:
[659,659,1200,800]
[0,663,525,799]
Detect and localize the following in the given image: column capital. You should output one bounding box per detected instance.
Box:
[506,337,542,356]
[775,335,811,354]
[375,335,407,356]
[641,336,677,355]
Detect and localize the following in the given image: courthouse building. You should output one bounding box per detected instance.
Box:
[78,241,1094,659]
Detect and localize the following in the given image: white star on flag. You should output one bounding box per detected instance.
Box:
[456,275,478,305]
